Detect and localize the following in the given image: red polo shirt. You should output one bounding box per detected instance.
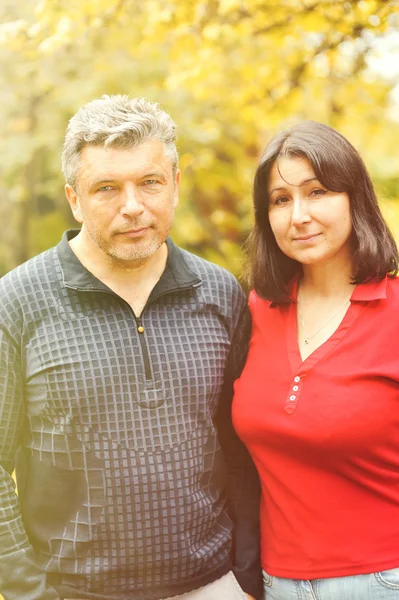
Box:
[233,276,399,579]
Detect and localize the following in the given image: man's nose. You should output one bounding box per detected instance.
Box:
[120,186,144,217]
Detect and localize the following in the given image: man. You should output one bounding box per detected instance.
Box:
[0,95,261,600]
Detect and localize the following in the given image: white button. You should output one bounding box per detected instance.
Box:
[294,376,300,382]
[289,395,296,401]
[293,386,299,391]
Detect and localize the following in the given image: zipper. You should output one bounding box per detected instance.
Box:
[135,315,152,380]
[133,282,201,381]
[65,280,201,384]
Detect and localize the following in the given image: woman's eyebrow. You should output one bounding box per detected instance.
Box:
[269,177,319,194]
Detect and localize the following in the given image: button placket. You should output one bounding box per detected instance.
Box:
[284,374,304,414]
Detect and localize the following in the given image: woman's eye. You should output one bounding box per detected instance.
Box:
[274,196,290,206]
[310,188,327,197]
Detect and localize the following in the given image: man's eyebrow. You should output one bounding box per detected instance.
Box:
[140,171,166,179]
[87,171,167,188]
[269,177,319,194]
[87,178,117,189]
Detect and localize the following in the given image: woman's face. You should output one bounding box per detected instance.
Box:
[267,156,353,268]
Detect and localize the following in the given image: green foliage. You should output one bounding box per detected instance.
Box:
[0,0,398,276]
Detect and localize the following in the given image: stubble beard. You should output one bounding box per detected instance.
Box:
[86,212,175,268]
[107,234,163,266]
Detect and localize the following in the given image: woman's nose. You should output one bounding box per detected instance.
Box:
[291,197,311,226]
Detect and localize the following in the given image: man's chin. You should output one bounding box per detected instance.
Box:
[108,241,162,264]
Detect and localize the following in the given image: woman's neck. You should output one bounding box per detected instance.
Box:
[300,259,354,299]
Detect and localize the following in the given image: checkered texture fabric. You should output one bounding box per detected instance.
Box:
[0,235,260,600]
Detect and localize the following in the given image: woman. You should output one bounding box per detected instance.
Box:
[232,121,399,600]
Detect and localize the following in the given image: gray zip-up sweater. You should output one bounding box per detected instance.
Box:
[0,231,261,600]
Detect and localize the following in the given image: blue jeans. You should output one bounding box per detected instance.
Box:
[263,567,399,599]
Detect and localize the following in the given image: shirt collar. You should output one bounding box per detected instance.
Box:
[269,274,388,307]
[57,229,202,295]
[350,276,388,302]
[269,278,298,308]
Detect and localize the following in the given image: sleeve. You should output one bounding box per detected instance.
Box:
[214,299,263,600]
[0,326,60,600]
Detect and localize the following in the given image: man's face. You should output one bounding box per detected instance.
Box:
[65,141,180,266]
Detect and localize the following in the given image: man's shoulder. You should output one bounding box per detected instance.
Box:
[178,247,247,317]
[180,247,243,292]
[0,246,59,307]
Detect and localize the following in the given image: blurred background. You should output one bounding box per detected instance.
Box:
[0,2,397,597]
[0,0,398,280]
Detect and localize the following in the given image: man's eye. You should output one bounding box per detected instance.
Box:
[98,185,114,192]
[143,180,159,186]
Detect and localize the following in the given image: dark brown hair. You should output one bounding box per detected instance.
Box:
[248,120,398,303]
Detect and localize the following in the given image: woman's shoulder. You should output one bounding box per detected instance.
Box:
[386,275,399,302]
[248,289,288,315]
[248,289,270,309]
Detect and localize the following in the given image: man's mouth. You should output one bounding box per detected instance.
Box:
[117,227,149,237]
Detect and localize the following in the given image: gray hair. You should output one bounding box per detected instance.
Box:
[62,94,178,189]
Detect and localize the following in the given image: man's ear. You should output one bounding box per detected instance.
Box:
[65,184,83,224]
[173,169,181,208]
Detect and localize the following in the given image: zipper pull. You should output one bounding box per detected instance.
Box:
[137,320,144,333]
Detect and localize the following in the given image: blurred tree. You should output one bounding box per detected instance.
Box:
[0,0,398,275]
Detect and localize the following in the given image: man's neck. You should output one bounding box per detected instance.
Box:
[69,231,168,316]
